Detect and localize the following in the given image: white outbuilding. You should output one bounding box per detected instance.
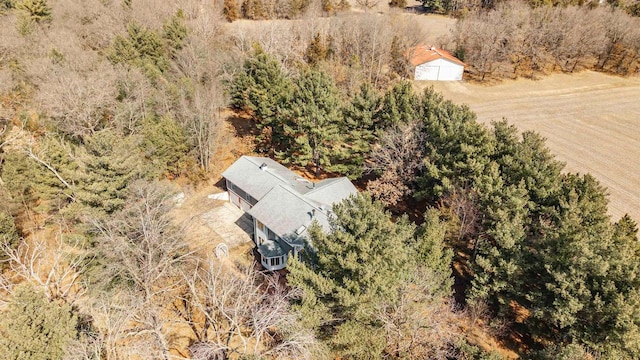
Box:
[408,45,465,81]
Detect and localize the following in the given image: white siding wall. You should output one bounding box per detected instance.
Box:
[414,58,463,81]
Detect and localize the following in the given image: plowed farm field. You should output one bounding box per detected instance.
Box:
[423,71,640,222]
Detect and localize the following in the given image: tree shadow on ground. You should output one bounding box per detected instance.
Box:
[225,111,260,138]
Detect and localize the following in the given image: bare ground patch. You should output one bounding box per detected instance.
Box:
[420,71,640,222]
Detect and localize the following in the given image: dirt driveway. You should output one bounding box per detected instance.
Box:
[422,71,640,222]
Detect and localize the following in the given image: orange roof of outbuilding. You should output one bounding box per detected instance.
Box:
[407,45,465,67]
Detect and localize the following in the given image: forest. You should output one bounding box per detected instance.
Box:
[0,0,639,359]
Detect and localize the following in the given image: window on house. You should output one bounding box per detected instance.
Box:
[257,220,265,232]
[270,257,280,267]
[259,236,265,245]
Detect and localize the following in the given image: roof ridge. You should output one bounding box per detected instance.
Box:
[275,183,331,215]
[242,155,297,188]
[306,177,348,194]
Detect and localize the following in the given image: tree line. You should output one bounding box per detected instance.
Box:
[446,2,640,80]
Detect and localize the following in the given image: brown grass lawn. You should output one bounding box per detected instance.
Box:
[421,71,640,223]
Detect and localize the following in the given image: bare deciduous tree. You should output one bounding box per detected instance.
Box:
[355,0,381,11]
[176,87,225,173]
[0,228,89,305]
[179,261,321,360]
[36,60,118,139]
[94,180,192,303]
[377,267,460,359]
[367,122,424,206]
[440,187,480,243]
[449,3,640,80]
[86,180,195,359]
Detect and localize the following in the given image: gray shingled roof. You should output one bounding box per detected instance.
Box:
[306,178,358,206]
[221,156,312,201]
[258,239,291,257]
[223,156,358,252]
[247,185,331,241]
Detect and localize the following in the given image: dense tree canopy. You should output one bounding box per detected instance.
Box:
[288,194,457,358]
[0,0,639,358]
[0,284,78,360]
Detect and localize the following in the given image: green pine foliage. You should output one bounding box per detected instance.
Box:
[1,136,78,213]
[108,21,170,74]
[162,10,188,57]
[491,120,564,206]
[0,284,78,360]
[228,47,293,151]
[330,82,380,178]
[283,69,342,177]
[416,87,493,199]
[525,174,640,357]
[417,208,455,297]
[141,115,191,177]
[368,82,640,356]
[74,130,148,216]
[288,194,455,357]
[16,0,51,34]
[288,194,415,355]
[374,80,419,128]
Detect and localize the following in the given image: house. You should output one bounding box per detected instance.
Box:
[408,45,465,81]
[221,156,358,271]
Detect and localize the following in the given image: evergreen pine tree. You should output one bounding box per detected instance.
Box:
[329,82,380,178]
[162,10,188,56]
[288,194,456,357]
[284,69,341,177]
[375,80,419,129]
[304,33,328,66]
[417,208,455,298]
[228,47,293,152]
[74,130,148,216]
[0,284,78,360]
[416,87,492,198]
[288,194,415,356]
[140,114,191,177]
[1,136,78,213]
[108,21,168,73]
